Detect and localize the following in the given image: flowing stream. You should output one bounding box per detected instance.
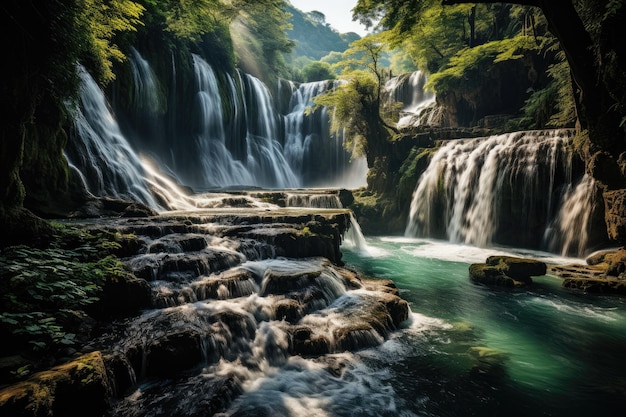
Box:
[340,237,626,417]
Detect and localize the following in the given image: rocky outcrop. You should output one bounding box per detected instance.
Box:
[603,189,626,243]
[469,256,547,287]
[548,247,626,295]
[0,352,111,417]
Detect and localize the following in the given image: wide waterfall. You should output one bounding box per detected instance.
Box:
[385,70,436,128]
[192,55,300,189]
[69,49,366,201]
[405,130,599,256]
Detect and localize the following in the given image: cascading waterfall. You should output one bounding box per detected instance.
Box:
[240,73,299,188]
[545,174,597,256]
[283,80,367,188]
[66,65,162,209]
[385,70,436,128]
[405,130,595,256]
[283,191,371,254]
[192,55,256,188]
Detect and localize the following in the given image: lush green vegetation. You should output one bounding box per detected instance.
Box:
[353,1,575,129]
[0,224,141,380]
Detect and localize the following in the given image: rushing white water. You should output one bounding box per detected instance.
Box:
[66,65,162,209]
[282,191,374,255]
[192,55,258,188]
[385,71,436,128]
[241,73,300,188]
[283,80,368,188]
[405,130,594,256]
[545,174,597,256]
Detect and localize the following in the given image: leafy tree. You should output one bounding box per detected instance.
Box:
[302,61,336,82]
[312,36,399,170]
[231,0,295,83]
[1,0,145,246]
[355,0,626,156]
[307,10,327,24]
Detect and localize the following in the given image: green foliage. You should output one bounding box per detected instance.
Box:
[80,0,146,84]
[231,0,295,83]
[313,70,378,157]
[159,0,222,41]
[426,36,540,92]
[0,226,135,356]
[302,62,336,82]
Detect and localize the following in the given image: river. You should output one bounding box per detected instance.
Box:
[334,237,626,417]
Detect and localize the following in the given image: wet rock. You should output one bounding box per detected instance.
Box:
[129,249,244,282]
[148,234,208,253]
[111,374,243,417]
[192,268,258,301]
[549,248,626,294]
[0,351,111,417]
[146,330,204,378]
[603,189,626,243]
[71,197,158,218]
[562,277,626,294]
[100,274,152,317]
[469,256,547,287]
[485,256,547,279]
[291,326,331,356]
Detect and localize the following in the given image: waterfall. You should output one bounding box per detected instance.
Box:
[240,73,300,188]
[192,55,255,188]
[385,71,436,128]
[545,174,597,256]
[66,65,161,209]
[405,130,593,256]
[283,80,367,188]
[71,50,368,205]
[283,191,371,254]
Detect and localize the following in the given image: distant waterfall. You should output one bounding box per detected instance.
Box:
[405,130,595,256]
[240,73,299,188]
[385,71,435,128]
[192,55,257,187]
[283,80,367,188]
[66,65,161,209]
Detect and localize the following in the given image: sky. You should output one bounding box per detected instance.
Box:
[288,0,370,37]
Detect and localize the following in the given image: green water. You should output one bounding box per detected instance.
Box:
[341,237,626,417]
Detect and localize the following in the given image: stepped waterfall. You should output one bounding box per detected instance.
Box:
[385,70,436,128]
[404,130,598,256]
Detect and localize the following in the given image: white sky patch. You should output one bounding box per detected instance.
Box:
[288,0,370,36]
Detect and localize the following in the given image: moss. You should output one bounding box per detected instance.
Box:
[397,145,440,204]
[0,351,111,417]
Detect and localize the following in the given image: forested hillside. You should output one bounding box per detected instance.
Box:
[285,4,360,63]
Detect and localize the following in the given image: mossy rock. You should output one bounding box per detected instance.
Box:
[469,263,529,287]
[562,277,626,294]
[485,256,547,280]
[0,351,111,417]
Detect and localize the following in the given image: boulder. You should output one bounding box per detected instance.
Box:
[0,351,111,417]
[485,256,547,279]
[470,256,547,287]
[145,330,204,378]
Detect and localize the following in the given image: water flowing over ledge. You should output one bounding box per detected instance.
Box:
[404,129,601,257]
